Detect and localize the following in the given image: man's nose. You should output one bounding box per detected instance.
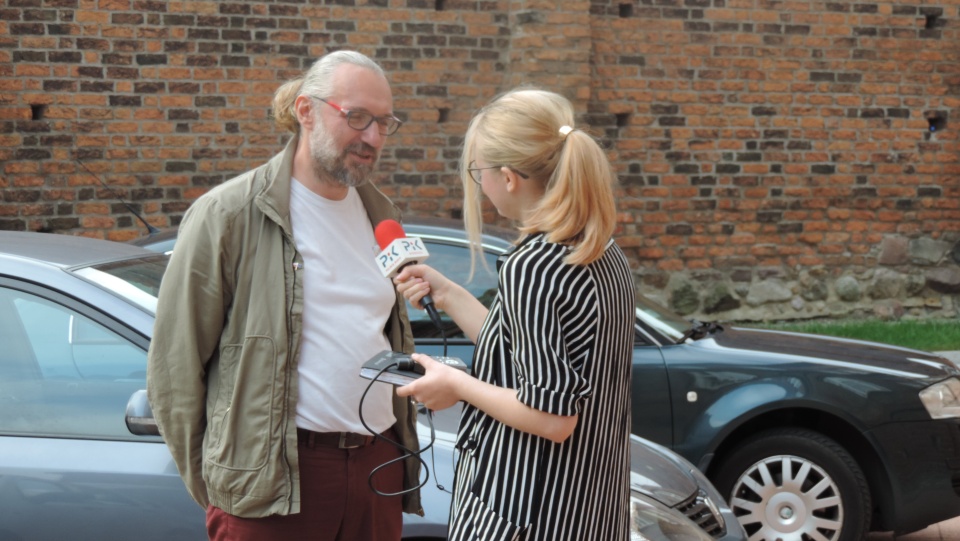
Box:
[360,122,385,148]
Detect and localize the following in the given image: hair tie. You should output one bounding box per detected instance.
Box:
[559,125,574,138]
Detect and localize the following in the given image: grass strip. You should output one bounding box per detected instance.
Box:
[743,319,960,352]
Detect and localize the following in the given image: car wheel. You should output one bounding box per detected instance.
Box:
[714,428,871,541]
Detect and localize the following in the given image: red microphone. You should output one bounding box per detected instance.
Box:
[373,219,406,255]
[374,220,441,327]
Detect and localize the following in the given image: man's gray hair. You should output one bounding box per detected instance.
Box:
[300,50,385,100]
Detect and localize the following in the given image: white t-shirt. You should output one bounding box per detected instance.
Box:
[289,179,396,434]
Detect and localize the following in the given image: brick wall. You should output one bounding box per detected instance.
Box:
[1,0,958,321]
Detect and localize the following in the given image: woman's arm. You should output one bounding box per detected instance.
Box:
[396,354,578,443]
[394,264,489,342]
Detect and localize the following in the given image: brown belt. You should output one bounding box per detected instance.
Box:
[296,428,378,449]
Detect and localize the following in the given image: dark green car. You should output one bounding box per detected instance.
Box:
[136,217,960,541]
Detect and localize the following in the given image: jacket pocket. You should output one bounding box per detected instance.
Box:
[451,491,530,541]
[205,337,277,471]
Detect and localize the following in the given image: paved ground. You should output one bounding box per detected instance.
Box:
[867,351,960,541]
[867,516,960,540]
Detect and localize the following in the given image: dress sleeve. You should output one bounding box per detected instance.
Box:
[499,243,596,417]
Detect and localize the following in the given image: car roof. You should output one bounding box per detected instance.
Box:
[128,227,177,248]
[406,216,515,239]
[0,231,153,268]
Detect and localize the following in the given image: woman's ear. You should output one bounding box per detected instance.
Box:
[501,167,522,193]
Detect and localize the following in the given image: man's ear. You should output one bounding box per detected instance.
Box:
[294,95,315,129]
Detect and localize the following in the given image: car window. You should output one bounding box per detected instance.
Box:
[73,254,168,314]
[411,240,500,339]
[0,287,146,440]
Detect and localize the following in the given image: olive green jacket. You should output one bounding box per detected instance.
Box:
[146,134,421,517]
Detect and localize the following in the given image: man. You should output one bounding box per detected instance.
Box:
[147,50,421,541]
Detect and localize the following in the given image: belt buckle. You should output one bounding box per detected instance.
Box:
[339,432,361,449]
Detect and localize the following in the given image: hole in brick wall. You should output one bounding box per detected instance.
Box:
[438,108,449,123]
[449,208,462,220]
[31,104,46,120]
[926,112,947,132]
[435,0,445,11]
[615,113,630,128]
[619,3,633,18]
[924,14,939,29]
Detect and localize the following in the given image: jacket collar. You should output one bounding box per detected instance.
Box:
[255,134,298,237]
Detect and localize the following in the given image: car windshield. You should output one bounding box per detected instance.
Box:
[72,254,169,314]
[635,294,691,342]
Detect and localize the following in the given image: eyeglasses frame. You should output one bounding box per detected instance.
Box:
[466,161,530,185]
[308,95,403,136]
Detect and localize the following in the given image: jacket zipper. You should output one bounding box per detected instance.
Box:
[283,244,301,512]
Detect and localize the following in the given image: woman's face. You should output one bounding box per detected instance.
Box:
[473,157,522,221]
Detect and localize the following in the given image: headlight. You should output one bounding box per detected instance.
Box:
[630,492,713,541]
[920,377,960,419]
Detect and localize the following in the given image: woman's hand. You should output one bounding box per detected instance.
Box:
[396,353,468,411]
[393,264,490,342]
[398,355,579,443]
[394,264,449,312]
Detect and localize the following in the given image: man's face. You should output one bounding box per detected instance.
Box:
[307,65,394,187]
[308,118,377,188]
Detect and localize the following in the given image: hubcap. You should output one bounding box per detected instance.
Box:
[729,455,844,541]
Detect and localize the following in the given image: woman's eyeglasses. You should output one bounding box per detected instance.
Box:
[466,161,529,185]
[309,96,403,136]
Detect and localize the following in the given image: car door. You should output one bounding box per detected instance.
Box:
[0,281,206,541]
[631,332,674,447]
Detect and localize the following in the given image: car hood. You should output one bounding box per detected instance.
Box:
[710,327,960,381]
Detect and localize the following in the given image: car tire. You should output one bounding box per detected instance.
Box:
[713,427,871,541]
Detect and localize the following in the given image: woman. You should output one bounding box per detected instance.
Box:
[395,88,634,540]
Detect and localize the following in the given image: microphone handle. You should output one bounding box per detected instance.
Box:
[420,294,443,330]
[394,260,444,331]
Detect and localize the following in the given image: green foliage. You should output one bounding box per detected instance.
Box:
[744,319,960,352]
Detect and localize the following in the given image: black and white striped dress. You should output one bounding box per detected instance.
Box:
[448,233,634,541]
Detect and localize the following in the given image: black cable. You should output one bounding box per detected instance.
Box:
[360,304,453,497]
[359,362,431,497]
[429,309,452,494]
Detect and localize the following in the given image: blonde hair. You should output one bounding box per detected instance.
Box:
[272,50,386,134]
[461,88,618,266]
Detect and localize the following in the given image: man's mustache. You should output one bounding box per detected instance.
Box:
[345,142,378,159]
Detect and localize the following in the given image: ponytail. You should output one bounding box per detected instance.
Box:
[272,77,304,134]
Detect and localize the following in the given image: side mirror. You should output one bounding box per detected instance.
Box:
[125,389,160,436]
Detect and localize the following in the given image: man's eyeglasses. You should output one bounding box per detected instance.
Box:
[466,161,529,185]
[309,96,403,136]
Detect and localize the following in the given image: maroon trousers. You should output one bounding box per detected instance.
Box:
[206,430,404,541]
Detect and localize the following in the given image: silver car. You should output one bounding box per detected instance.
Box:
[0,230,742,541]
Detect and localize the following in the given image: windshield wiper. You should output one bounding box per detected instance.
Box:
[680,319,724,342]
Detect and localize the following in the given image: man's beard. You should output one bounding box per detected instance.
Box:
[309,126,379,188]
